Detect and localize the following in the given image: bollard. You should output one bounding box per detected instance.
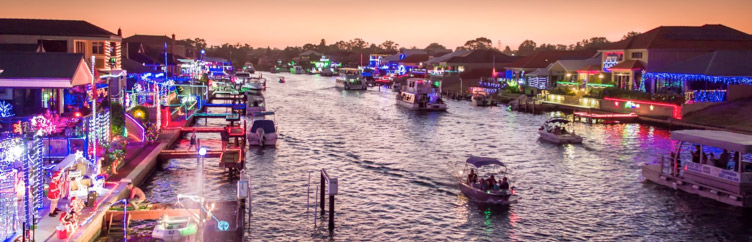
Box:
[327,177,338,232]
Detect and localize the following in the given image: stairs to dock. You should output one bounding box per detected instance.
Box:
[105,213,130,240]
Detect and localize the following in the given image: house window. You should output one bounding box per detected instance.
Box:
[631,52,643,59]
[75,42,86,53]
[92,42,104,54]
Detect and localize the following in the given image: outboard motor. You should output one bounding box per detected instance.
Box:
[257,128,266,146]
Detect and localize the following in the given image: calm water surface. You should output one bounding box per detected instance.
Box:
[142,72,752,241]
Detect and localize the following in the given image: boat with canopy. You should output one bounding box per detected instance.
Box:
[642,129,752,207]
[248,111,277,147]
[455,156,515,206]
[538,117,583,144]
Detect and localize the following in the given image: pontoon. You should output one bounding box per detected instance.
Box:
[396,78,446,111]
[456,156,515,206]
[335,68,367,90]
[248,111,277,147]
[538,117,583,144]
[642,130,752,207]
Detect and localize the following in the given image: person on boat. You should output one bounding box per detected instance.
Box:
[691,145,701,163]
[486,175,496,190]
[702,153,710,165]
[499,177,510,190]
[467,169,477,184]
[719,149,731,168]
[127,182,146,210]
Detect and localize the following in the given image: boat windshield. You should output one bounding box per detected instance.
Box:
[251,120,276,133]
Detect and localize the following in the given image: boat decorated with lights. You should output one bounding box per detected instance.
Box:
[248,111,277,146]
[642,130,752,207]
[456,156,515,206]
[538,117,583,144]
[471,89,496,107]
[396,78,446,111]
[335,68,367,90]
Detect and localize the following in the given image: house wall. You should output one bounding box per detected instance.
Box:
[601,99,675,118]
[728,84,752,101]
[0,34,122,70]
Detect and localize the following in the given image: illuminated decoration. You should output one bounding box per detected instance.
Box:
[506,79,518,87]
[556,81,613,88]
[0,101,14,117]
[30,115,56,135]
[397,65,407,75]
[155,85,161,128]
[573,112,637,118]
[685,90,726,103]
[604,97,682,119]
[478,81,501,89]
[528,76,548,89]
[649,105,654,111]
[644,72,752,85]
[13,122,23,134]
[0,169,18,241]
[602,52,623,72]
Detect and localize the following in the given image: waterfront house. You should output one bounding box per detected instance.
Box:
[123,34,195,75]
[382,48,451,74]
[505,50,597,89]
[424,49,517,78]
[0,18,123,71]
[545,55,605,89]
[0,52,94,117]
[598,24,752,92]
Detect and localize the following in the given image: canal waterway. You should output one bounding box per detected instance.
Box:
[141,72,752,241]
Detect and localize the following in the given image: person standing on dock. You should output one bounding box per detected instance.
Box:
[187,129,197,151]
[127,182,146,210]
[221,128,230,151]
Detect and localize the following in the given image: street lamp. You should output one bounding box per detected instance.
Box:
[198,147,207,156]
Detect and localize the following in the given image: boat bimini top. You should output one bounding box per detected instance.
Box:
[466,156,505,168]
[671,130,752,153]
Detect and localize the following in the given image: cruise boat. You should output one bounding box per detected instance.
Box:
[396,78,446,111]
[471,89,496,107]
[642,130,752,207]
[248,111,277,147]
[538,117,583,144]
[456,156,515,206]
[335,68,367,90]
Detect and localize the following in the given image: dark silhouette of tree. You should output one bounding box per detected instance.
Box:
[622,31,641,40]
[576,37,611,50]
[380,40,399,52]
[502,46,513,55]
[302,43,316,51]
[517,40,537,56]
[463,37,493,50]
[333,41,349,51]
[349,38,368,52]
[425,42,448,50]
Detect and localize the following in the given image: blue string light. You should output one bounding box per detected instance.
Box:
[644,72,752,85]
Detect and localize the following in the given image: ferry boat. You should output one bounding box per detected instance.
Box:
[642,130,752,207]
[335,68,367,90]
[538,117,583,144]
[396,78,446,111]
[248,111,277,146]
[456,156,515,206]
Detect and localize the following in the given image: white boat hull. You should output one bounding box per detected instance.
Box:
[459,182,512,206]
[248,133,277,146]
[538,130,583,144]
[396,99,447,111]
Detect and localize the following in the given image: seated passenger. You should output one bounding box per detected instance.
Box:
[499,177,510,190]
[691,145,701,163]
[467,169,477,184]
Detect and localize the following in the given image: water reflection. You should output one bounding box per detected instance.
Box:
[137,72,752,241]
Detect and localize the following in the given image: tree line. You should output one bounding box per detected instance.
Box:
[179,31,640,67]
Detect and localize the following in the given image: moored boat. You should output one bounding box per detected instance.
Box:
[456,156,515,206]
[471,89,496,107]
[395,78,446,111]
[642,130,752,207]
[151,214,199,242]
[248,111,277,147]
[538,117,583,144]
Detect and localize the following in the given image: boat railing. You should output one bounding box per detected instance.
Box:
[683,162,752,184]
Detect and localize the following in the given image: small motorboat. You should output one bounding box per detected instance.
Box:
[279,77,285,83]
[456,156,515,206]
[538,117,583,144]
[151,214,198,242]
[248,111,277,147]
[471,90,496,107]
[246,94,266,114]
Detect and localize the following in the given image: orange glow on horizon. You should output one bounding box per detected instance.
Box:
[1,0,751,49]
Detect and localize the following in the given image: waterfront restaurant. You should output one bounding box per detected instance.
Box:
[599,24,752,92]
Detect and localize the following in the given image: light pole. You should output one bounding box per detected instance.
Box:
[197,146,206,241]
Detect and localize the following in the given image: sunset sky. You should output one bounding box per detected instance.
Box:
[2,0,751,50]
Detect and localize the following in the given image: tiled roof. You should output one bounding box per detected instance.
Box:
[506,50,596,69]
[650,50,752,76]
[0,18,117,38]
[603,24,752,50]
[0,52,84,79]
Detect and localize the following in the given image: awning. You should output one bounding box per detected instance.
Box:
[671,130,752,153]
